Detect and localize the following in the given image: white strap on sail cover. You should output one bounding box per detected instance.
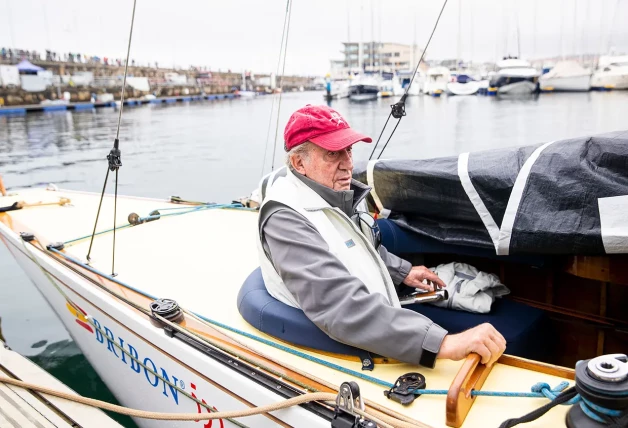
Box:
[457,152,501,252]
[458,141,556,255]
[366,160,390,218]
[598,195,628,253]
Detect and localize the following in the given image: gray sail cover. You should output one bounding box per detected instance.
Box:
[354,131,628,255]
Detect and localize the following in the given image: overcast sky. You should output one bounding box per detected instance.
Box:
[2,0,627,75]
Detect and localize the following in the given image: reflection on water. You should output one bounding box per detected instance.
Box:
[1,90,627,427]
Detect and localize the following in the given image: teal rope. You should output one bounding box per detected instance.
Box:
[48,247,574,402]
[64,203,254,245]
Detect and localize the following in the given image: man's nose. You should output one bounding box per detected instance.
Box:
[339,149,353,170]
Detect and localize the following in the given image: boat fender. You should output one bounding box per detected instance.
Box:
[332,381,375,428]
[19,232,35,242]
[566,353,628,428]
[149,298,184,335]
[46,242,65,251]
[384,372,426,405]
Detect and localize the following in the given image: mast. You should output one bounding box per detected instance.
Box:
[370,0,374,72]
[559,0,566,60]
[456,0,461,70]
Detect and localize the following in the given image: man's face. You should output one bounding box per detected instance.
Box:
[298,144,354,191]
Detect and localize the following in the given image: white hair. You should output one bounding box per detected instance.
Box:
[285,141,314,166]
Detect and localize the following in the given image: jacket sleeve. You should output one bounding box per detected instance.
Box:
[260,204,448,367]
[377,245,411,286]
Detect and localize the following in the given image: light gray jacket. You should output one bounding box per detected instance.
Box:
[259,169,447,367]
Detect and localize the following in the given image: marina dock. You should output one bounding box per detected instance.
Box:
[0,93,240,115]
[0,340,122,427]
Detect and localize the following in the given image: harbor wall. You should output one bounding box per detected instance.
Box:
[0,59,319,106]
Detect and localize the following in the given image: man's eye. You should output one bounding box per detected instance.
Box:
[327,151,338,157]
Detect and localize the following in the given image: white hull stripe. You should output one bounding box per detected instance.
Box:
[457,141,556,255]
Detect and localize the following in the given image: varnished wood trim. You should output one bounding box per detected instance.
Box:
[509,296,627,328]
[498,355,575,380]
[446,354,493,428]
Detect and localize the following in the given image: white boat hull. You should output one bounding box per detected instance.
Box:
[349,93,378,102]
[591,72,628,90]
[446,81,480,96]
[0,222,325,428]
[539,75,591,91]
[497,81,537,95]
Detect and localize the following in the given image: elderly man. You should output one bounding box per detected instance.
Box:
[258,105,506,368]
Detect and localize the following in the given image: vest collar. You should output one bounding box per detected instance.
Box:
[290,167,371,217]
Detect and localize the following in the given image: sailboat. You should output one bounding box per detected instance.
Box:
[539,61,592,92]
[1,3,627,428]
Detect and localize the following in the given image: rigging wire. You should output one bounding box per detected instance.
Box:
[368,0,449,161]
[270,0,293,172]
[85,0,137,276]
[260,0,292,179]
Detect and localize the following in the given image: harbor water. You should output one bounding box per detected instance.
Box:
[1,90,627,427]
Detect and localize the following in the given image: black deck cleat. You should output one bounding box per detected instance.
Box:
[20,232,35,242]
[384,372,426,405]
[46,242,65,251]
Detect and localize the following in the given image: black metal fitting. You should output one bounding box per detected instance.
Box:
[46,242,65,251]
[107,139,122,172]
[20,232,35,242]
[150,298,184,334]
[384,372,425,405]
[391,93,408,119]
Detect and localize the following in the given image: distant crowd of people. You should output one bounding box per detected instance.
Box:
[1,47,213,72]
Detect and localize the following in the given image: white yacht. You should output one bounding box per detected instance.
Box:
[591,55,628,90]
[424,66,450,95]
[539,61,591,92]
[349,74,380,102]
[489,58,540,95]
[393,70,424,96]
[446,73,480,96]
[322,79,351,100]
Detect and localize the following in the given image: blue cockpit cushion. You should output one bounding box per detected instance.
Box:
[237,268,551,361]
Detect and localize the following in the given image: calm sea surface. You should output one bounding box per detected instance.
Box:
[1,90,627,426]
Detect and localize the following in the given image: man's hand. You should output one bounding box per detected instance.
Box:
[437,323,506,367]
[403,266,446,291]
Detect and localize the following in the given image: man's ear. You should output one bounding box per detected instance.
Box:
[290,154,307,175]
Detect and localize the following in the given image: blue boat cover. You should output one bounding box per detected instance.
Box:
[377,218,549,267]
[238,268,550,362]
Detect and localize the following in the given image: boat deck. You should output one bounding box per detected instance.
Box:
[0,340,122,428]
[0,188,576,427]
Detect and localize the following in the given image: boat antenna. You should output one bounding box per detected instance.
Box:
[86,0,137,276]
[269,0,294,172]
[260,0,292,177]
[368,0,449,161]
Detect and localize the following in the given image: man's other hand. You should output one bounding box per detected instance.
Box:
[437,323,506,367]
[403,266,446,291]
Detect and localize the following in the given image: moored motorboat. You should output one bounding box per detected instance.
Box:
[349,75,380,102]
[591,55,628,90]
[424,66,450,95]
[489,58,539,95]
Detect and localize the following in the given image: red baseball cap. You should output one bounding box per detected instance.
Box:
[284,105,372,151]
